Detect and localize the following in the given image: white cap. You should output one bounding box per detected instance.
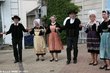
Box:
[88,10,97,17]
[33,18,41,26]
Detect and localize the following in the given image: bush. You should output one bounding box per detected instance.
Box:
[45,0,80,44]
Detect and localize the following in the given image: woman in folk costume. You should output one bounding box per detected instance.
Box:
[98,10,110,70]
[30,18,46,61]
[46,15,63,62]
[85,10,100,66]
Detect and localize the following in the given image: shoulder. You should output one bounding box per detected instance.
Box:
[101,21,105,25]
[56,22,60,25]
[40,26,44,29]
[64,17,70,21]
[11,23,14,26]
[75,18,81,24]
[19,23,23,25]
[33,27,36,29]
[10,23,14,27]
[67,18,70,21]
[108,19,110,23]
[56,22,61,27]
[66,19,70,23]
[75,18,80,22]
[95,21,100,26]
[100,21,105,27]
[63,17,70,25]
[19,23,24,27]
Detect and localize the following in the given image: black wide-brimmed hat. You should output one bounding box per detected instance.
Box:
[12,15,21,21]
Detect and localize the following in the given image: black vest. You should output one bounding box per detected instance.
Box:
[65,18,81,37]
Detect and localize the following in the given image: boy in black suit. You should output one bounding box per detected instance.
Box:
[1,15,28,63]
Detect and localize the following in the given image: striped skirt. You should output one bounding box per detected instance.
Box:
[87,31,100,54]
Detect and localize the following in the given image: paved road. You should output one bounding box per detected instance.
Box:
[0,44,109,73]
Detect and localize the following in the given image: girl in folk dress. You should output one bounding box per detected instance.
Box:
[30,19,46,61]
[85,10,100,66]
[46,15,63,62]
[98,10,110,70]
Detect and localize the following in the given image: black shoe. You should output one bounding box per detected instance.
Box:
[105,66,110,71]
[93,62,98,66]
[41,59,45,61]
[99,65,107,69]
[89,62,94,65]
[14,61,19,63]
[55,59,58,62]
[50,58,54,62]
[73,60,77,64]
[36,58,39,61]
[66,61,70,65]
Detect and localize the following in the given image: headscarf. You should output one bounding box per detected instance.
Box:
[88,10,97,17]
[33,18,41,27]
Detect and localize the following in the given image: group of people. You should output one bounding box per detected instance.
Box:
[85,10,110,70]
[0,10,82,65]
[0,9,110,71]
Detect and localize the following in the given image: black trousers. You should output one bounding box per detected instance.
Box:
[12,39,22,61]
[66,36,78,61]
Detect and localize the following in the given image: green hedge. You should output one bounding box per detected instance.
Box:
[44,0,80,44]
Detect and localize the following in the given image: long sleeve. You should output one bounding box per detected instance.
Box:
[38,26,45,36]
[21,24,28,32]
[78,20,82,30]
[46,24,51,34]
[30,28,35,35]
[97,24,102,33]
[61,20,69,30]
[6,24,13,35]
[40,26,46,33]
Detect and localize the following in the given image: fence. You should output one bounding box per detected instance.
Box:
[78,27,87,44]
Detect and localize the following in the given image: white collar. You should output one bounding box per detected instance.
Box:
[51,22,56,25]
[70,18,75,24]
[14,23,19,26]
[87,20,99,26]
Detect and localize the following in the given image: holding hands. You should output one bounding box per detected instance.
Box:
[108,25,110,28]
[25,27,32,32]
[79,24,84,27]
[56,27,60,30]
[0,32,3,35]
[0,32,6,35]
[0,32,6,37]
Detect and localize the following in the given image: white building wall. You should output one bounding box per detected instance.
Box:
[71,0,106,24]
[1,0,12,44]
[71,0,110,43]
[1,0,39,45]
[10,0,19,16]
[19,0,39,27]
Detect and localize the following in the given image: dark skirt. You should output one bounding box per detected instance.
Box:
[36,53,46,55]
[87,31,100,54]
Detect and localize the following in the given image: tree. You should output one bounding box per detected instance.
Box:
[45,0,80,44]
